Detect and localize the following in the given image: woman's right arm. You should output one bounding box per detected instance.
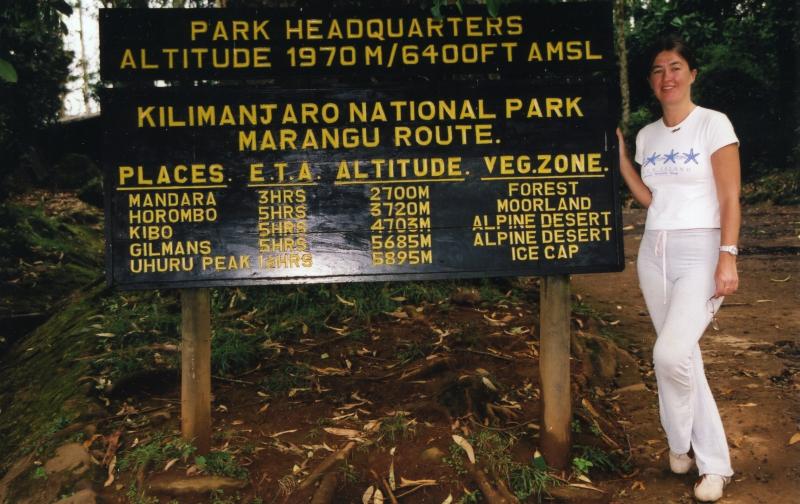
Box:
[616,128,652,208]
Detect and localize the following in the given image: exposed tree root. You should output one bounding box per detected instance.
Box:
[296,441,356,493]
[309,471,339,504]
[464,462,520,504]
[381,477,399,504]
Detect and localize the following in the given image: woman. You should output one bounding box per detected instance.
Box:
[616,35,740,503]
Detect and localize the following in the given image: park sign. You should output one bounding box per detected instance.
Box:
[99,3,624,290]
[99,4,615,80]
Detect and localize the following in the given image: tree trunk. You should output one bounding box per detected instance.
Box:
[77,0,91,113]
[613,0,630,131]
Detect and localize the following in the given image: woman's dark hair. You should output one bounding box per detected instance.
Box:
[647,34,698,72]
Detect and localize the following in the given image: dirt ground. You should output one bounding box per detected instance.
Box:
[2,196,798,504]
[572,204,800,503]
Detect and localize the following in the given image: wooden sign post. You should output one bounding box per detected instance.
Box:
[180,288,212,455]
[539,275,572,468]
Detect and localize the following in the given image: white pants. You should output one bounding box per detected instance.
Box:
[637,229,733,477]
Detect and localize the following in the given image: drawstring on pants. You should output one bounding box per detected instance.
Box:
[654,230,668,304]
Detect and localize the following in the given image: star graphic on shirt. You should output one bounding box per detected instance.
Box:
[683,148,700,164]
[663,149,679,163]
[644,152,659,167]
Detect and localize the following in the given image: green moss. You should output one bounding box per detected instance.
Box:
[0,283,107,474]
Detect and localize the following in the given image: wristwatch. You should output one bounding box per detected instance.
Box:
[719,245,739,256]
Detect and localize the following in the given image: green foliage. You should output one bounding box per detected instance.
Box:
[457,489,481,504]
[509,462,558,501]
[0,58,17,83]
[339,461,360,484]
[446,430,559,501]
[195,451,249,479]
[378,412,417,445]
[574,445,619,473]
[0,1,72,197]
[210,489,241,504]
[743,170,800,206]
[571,456,593,476]
[260,361,310,394]
[118,434,196,472]
[126,483,159,504]
[31,466,47,480]
[212,329,262,375]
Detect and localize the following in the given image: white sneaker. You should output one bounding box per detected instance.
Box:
[694,474,730,502]
[669,450,694,474]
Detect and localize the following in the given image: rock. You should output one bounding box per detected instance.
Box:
[44,443,92,476]
[0,454,34,504]
[450,287,481,306]
[53,489,97,504]
[149,409,172,426]
[72,479,94,493]
[420,447,446,463]
[148,475,247,496]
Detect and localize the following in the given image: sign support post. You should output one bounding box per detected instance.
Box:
[180,288,212,455]
[539,275,571,469]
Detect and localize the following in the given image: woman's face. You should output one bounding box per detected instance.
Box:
[649,50,697,107]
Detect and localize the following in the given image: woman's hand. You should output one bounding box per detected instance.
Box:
[714,253,739,297]
[616,127,632,165]
[616,127,653,208]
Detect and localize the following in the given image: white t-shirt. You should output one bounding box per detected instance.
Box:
[634,106,739,230]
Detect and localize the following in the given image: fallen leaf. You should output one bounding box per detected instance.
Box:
[362,485,376,504]
[310,366,349,376]
[483,313,513,327]
[441,494,453,504]
[389,460,396,490]
[631,480,646,491]
[737,403,758,407]
[569,483,605,493]
[258,403,270,414]
[102,430,122,466]
[755,299,774,303]
[770,275,791,282]
[104,456,116,487]
[163,458,179,471]
[399,477,437,487]
[577,474,592,483]
[481,376,498,392]
[373,488,384,503]
[386,308,409,319]
[789,433,800,445]
[336,294,356,306]
[270,429,298,437]
[82,434,103,450]
[324,427,364,439]
[452,435,475,464]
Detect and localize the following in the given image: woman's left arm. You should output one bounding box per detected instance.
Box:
[711,143,742,297]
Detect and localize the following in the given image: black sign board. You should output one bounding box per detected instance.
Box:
[100,3,623,289]
[102,79,623,289]
[99,4,615,81]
